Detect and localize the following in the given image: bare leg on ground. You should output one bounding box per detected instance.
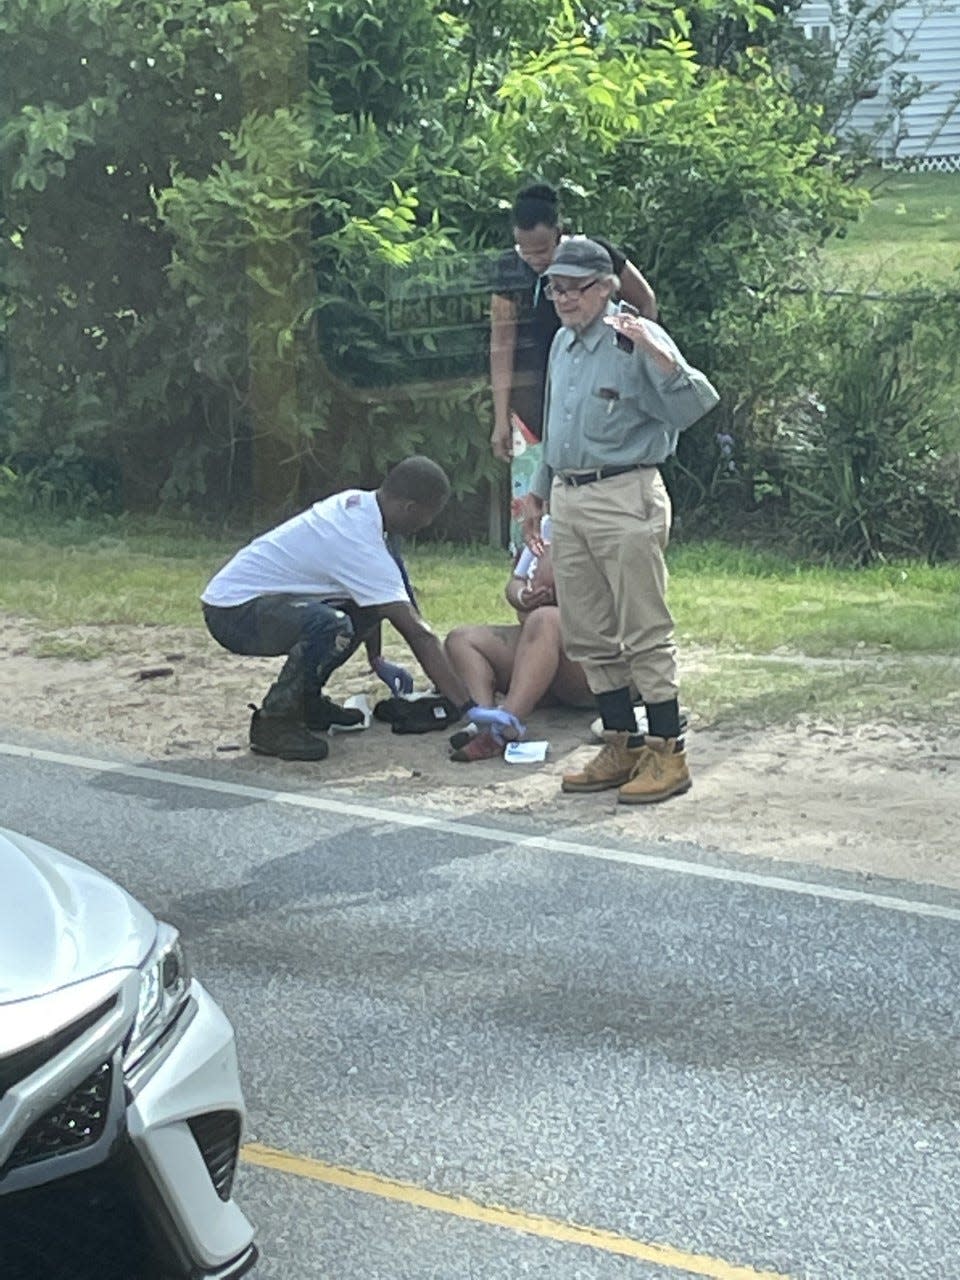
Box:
[500,608,592,724]
[444,624,519,706]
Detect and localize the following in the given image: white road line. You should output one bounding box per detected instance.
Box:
[2,740,959,925]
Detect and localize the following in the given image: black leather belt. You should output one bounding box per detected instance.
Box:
[557,464,653,487]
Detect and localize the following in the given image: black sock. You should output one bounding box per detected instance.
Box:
[646,697,681,740]
[596,686,636,732]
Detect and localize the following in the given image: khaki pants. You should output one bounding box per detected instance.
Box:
[550,468,678,704]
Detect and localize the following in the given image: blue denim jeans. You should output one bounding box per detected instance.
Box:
[203,595,376,717]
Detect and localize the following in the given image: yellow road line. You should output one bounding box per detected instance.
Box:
[241,1143,791,1279]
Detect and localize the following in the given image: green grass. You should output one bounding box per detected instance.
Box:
[0,511,240,627]
[682,652,959,730]
[667,543,960,655]
[824,169,960,284]
[30,636,111,661]
[0,541,224,628]
[2,511,957,730]
[415,541,960,655]
[1,512,957,659]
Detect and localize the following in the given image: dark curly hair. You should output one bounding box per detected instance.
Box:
[381,456,451,507]
[512,183,560,231]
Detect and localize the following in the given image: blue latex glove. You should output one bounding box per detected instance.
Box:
[372,656,414,696]
[470,706,525,744]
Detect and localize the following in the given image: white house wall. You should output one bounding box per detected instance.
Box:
[796,0,960,164]
[893,5,960,163]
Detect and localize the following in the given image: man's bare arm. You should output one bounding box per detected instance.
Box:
[490,294,518,460]
[378,602,473,707]
[505,568,554,615]
[363,622,383,665]
[521,492,546,555]
[619,260,658,320]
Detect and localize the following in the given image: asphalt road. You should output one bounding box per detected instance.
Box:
[2,736,959,1280]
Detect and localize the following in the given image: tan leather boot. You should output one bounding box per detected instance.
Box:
[617,736,692,804]
[561,731,646,793]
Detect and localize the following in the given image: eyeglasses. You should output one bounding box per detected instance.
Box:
[543,279,600,300]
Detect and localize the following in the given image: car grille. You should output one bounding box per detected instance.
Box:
[5,1062,113,1174]
[0,1159,156,1280]
[0,997,117,1101]
[188,1109,242,1201]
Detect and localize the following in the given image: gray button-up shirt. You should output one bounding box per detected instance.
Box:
[530,305,720,499]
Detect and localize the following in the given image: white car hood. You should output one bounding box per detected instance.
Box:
[0,827,157,1003]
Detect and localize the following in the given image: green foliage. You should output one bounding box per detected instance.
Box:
[708,286,960,563]
[0,0,255,507]
[687,0,942,170]
[762,0,932,167]
[774,299,960,563]
[154,90,494,502]
[3,512,958,669]
[1,446,118,514]
[308,0,453,124]
[1,0,956,568]
[446,8,865,360]
[0,462,17,504]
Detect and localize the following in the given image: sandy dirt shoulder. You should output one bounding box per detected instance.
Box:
[2,613,958,892]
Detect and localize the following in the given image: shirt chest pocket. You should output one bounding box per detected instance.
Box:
[581,387,641,444]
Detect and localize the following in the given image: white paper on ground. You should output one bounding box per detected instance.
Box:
[329,692,371,733]
[503,740,549,764]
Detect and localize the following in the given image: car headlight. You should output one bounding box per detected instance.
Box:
[124,923,192,1075]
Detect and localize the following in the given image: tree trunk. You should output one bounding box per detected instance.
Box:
[242,1,310,520]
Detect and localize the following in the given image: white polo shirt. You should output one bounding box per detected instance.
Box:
[201,489,410,609]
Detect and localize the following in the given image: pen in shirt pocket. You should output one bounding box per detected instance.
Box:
[597,386,620,416]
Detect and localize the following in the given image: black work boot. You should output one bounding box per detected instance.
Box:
[249,705,329,761]
[306,692,364,732]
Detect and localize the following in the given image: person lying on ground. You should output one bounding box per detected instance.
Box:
[201,456,510,762]
[443,516,595,762]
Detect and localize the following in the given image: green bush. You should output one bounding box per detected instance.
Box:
[6,0,956,570]
[0,0,253,510]
[712,286,960,562]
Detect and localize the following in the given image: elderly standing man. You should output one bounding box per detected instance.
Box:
[521,238,719,803]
